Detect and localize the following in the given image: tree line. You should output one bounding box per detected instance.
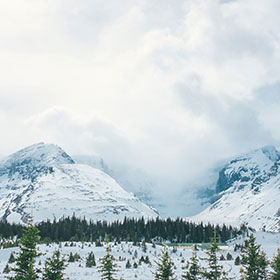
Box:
[0,216,245,244]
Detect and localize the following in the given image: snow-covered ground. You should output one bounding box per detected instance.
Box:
[1,232,279,280]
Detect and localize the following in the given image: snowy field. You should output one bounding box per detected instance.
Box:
[0,231,279,280]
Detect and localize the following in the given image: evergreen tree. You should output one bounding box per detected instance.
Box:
[240,233,268,280]
[145,256,151,264]
[125,260,132,269]
[10,222,41,280]
[43,250,67,280]
[139,256,145,265]
[98,243,117,280]
[182,250,200,280]
[8,252,16,263]
[73,253,81,261]
[154,247,176,280]
[142,241,147,253]
[133,262,138,268]
[220,255,226,261]
[270,249,280,280]
[234,256,241,266]
[96,240,103,247]
[68,252,75,262]
[3,264,11,274]
[226,253,233,261]
[202,231,225,280]
[85,252,96,267]
[134,250,138,258]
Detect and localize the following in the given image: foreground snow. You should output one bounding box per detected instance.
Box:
[1,232,280,280]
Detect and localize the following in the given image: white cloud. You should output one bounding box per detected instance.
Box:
[0,0,280,191]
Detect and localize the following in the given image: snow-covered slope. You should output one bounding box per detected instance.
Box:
[0,143,158,223]
[191,145,280,232]
[73,155,161,212]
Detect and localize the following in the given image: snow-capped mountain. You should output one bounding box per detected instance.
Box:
[0,143,158,224]
[191,145,280,232]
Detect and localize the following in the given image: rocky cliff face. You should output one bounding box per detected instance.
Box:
[192,145,280,232]
[215,146,280,194]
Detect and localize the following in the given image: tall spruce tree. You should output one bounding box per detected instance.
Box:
[42,250,67,280]
[154,247,176,280]
[182,250,200,280]
[270,249,280,280]
[10,222,41,280]
[240,233,268,280]
[202,231,225,280]
[98,243,117,280]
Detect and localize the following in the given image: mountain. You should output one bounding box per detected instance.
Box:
[0,143,158,224]
[191,145,280,232]
[73,155,162,212]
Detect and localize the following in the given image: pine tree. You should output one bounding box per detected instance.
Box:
[133,262,138,268]
[154,247,176,280]
[125,260,132,269]
[226,253,233,261]
[271,249,280,280]
[234,256,241,266]
[43,250,67,280]
[68,252,75,262]
[86,252,96,267]
[8,252,16,263]
[182,250,200,280]
[96,239,103,247]
[145,256,151,264]
[202,231,225,280]
[240,233,268,280]
[142,241,147,253]
[10,222,41,280]
[98,243,117,280]
[3,264,11,274]
[73,253,81,261]
[139,256,145,265]
[220,255,226,261]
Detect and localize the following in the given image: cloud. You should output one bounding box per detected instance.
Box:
[0,0,280,195]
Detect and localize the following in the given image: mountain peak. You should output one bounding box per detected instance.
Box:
[3,142,74,166]
[0,142,74,180]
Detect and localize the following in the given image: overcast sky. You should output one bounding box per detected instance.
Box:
[1,0,280,189]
